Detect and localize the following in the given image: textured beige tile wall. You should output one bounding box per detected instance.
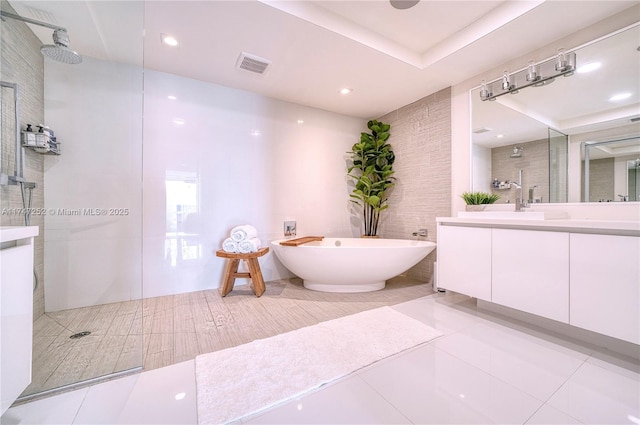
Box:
[629,168,639,202]
[1,1,46,319]
[490,139,549,204]
[376,87,452,283]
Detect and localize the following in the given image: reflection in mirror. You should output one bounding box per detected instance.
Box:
[471,23,640,203]
[549,128,568,203]
[582,136,640,202]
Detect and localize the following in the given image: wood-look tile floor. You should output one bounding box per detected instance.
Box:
[22,276,433,396]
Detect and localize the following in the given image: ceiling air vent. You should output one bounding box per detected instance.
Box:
[236,52,271,75]
[472,127,493,134]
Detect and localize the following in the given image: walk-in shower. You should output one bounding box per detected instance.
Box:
[0,4,145,402]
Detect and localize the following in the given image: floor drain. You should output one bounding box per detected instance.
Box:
[69,331,91,339]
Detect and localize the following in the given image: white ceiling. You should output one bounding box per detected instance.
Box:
[7,0,639,120]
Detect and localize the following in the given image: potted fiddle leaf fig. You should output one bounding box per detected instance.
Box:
[348,120,395,236]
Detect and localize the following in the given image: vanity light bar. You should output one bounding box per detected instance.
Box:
[480,50,576,101]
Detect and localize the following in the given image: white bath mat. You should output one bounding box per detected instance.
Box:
[195,306,442,424]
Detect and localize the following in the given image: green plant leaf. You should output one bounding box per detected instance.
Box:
[461,191,500,205]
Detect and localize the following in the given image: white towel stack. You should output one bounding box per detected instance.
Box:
[222,224,261,253]
[238,237,261,254]
[222,238,239,253]
[230,224,258,242]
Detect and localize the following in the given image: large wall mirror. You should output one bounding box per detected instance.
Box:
[471,23,640,204]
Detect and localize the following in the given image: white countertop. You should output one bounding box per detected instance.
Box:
[436,217,640,237]
[0,226,39,243]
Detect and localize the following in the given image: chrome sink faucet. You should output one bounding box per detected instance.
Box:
[508,181,528,211]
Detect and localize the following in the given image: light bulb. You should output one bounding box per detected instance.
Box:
[501,71,511,91]
[479,80,491,100]
[526,61,539,82]
[555,48,568,71]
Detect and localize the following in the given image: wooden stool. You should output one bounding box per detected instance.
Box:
[215,247,270,297]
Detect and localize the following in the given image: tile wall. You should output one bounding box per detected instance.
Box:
[378,87,452,283]
[0,1,46,319]
[583,158,615,202]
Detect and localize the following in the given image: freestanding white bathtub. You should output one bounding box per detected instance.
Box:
[271,237,436,293]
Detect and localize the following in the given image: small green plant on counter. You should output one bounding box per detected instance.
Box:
[461,191,500,205]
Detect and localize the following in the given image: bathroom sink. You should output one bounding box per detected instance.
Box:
[458,211,568,220]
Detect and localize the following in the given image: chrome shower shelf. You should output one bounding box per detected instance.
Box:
[21,131,61,155]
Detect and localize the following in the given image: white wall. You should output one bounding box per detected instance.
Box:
[472,144,491,193]
[44,60,365,308]
[142,70,364,298]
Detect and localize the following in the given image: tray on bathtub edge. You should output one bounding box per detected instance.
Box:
[280,236,324,246]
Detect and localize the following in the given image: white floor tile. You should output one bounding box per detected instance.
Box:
[358,344,543,424]
[526,404,584,424]
[116,360,197,424]
[244,375,410,424]
[391,294,486,335]
[434,321,588,400]
[73,375,139,424]
[1,388,88,425]
[547,360,640,424]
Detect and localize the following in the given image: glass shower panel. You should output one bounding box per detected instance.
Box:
[549,128,568,203]
[1,1,145,398]
[629,160,640,202]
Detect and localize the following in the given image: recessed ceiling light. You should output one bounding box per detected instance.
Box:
[576,62,601,73]
[250,130,261,136]
[161,33,179,47]
[173,118,185,125]
[167,95,177,100]
[339,88,353,95]
[609,92,632,102]
[297,119,304,124]
[174,392,186,401]
[496,134,504,138]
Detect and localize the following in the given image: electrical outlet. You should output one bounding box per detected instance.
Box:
[284,221,296,237]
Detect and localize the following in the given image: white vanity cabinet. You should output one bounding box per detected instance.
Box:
[436,217,639,344]
[569,233,640,344]
[492,229,569,323]
[1,226,39,415]
[437,225,491,301]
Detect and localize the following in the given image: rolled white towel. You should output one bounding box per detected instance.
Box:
[238,237,261,254]
[222,238,239,253]
[230,224,258,242]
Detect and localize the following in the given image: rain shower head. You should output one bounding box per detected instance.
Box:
[510,146,524,158]
[0,10,82,64]
[40,29,82,64]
